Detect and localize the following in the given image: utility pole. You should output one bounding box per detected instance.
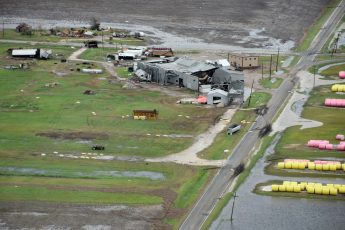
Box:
[313,65,316,88]
[269,54,273,80]
[230,192,238,222]
[275,47,280,72]
[2,19,4,38]
[247,79,254,107]
[261,61,264,80]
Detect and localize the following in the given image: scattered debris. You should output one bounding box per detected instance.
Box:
[83,90,96,95]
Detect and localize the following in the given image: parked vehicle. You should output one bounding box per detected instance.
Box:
[227,124,241,135]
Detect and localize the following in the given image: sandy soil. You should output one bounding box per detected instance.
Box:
[0,0,330,49]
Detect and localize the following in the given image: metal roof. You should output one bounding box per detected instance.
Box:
[208,89,229,96]
[158,58,216,74]
[12,49,37,56]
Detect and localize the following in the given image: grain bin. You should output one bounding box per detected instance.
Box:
[308,162,315,170]
[329,187,338,196]
[286,185,294,192]
[293,186,301,193]
[272,184,279,192]
[279,185,286,192]
[314,186,322,194]
[307,186,315,194]
[277,162,285,169]
[322,187,330,195]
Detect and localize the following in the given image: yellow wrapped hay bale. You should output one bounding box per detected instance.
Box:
[329,165,337,171]
[283,181,291,186]
[314,186,322,194]
[334,184,341,189]
[329,188,338,196]
[308,162,315,170]
[326,184,334,188]
[277,162,285,169]
[338,186,345,194]
[342,164,345,170]
[271,184,279,192]
[285,162,292,169]
[322,164,330,171]
[299,182,307,190]
[307,182,315,187]
[298,162,305,169]
[291,162,299,169]
[134,116,139,120]
[322,187,330,195]
[307,186,315,194]
[335,163,341,170]
[315,164,322,171]
[331,84,339,92]
[286,185,294,192]
[315,183,322,187]
[293,186,301,193]
[279,185,286,192]
[291,182,298,186]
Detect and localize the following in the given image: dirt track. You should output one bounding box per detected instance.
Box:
[0,0,330,48]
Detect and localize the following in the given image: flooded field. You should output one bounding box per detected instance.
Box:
[0,0,330,50]
[211,135,345,230]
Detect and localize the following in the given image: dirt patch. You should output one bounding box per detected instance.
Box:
[36,131,109,140]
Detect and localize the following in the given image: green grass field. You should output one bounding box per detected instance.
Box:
[266,84,345,175]
[259,77,283,89]
[0,41,225,228]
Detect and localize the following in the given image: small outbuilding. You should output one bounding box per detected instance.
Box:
[133,109,158,120]
[207,89,230,106]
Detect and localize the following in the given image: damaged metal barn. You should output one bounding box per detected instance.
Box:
[137,57,244,105]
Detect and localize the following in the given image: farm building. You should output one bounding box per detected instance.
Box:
[229,54,259,69]
[137,57,244,105]
[150,47,174,57]
[133,109,158,120]
[11,49,52,59]
[207,89,230,106]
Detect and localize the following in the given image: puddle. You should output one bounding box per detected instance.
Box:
[0,167,165,180]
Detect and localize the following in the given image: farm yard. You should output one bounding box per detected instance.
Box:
[0,42,228,229]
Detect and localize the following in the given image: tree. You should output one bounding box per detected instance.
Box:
[89,18,100,31]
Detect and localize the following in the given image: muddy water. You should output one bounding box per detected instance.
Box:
[0,167,165,180]
[211,134,345,230]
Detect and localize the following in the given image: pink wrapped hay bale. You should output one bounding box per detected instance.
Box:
[336,134,344,141]
[339,71,345,79]
[336,145,345,151]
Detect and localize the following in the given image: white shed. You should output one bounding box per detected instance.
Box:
[207,89,230,105]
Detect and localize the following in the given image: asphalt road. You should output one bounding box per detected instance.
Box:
[179,1,345,229]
